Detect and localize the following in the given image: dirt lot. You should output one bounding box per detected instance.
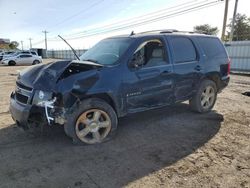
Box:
[0,59,249,188]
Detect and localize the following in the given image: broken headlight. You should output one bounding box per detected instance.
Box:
[32,90,53,105]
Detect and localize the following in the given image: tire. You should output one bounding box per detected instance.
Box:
[64,98,118,144]
[8,61,16,66]
[189,80,217,113]
[32,60,40,65]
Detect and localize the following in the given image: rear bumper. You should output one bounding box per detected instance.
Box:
[9,92,31,129]
[218,76,230,92]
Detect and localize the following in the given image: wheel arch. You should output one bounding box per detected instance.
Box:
[202,72,221,90]
[83,93,119,116]
[8,60,16,66]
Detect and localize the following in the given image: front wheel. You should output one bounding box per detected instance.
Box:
[64,98,118,144]
[189,80,217,113]
[32,60,40,65]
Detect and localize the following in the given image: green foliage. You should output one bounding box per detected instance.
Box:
[9,41,19,49]
[193,24,219,35]
[227,13,250,41]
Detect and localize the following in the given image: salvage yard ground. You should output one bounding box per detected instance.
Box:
[0,59,250,188]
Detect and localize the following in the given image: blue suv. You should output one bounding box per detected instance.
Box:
[9,30,230,144]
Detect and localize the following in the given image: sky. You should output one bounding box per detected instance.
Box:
[0,0,249,50]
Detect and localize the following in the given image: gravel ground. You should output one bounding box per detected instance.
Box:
[0,60,249,188]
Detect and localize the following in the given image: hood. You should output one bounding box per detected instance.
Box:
[18,60,102,91]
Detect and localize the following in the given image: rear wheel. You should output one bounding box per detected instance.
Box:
[8,61,16,66]
[64,98,118,144]
[189,80,217,113]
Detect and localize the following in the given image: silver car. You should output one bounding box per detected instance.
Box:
[1,54,42,66]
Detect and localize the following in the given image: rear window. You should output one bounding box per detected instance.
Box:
[197,37,227,58]
[171,37,197,63]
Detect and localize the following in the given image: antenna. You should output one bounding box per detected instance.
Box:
[130,31,135,36]
[58,35,80,60]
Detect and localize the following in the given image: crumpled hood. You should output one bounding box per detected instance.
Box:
[18,60,71,90]
[17,60,102,91]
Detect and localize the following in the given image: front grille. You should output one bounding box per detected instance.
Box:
[16,82,33,91]
[16,93,29,104]
[15,82,33,105]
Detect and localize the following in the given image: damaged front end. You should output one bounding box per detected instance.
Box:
[10,60,102,130]
[10,80,67,130]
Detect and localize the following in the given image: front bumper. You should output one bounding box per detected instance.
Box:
[1,60,8,65]
[10,92,65,129]
[9,93,32,129]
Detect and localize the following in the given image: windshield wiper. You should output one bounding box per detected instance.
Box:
[82,59,101,65]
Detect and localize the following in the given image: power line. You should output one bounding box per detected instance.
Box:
[47,0,104,32]
[34,0,217,43]
[34,0,223,46]
[62,0,224,40]
[61,0,201,38]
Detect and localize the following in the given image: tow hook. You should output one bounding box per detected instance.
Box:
[38,97,57,125]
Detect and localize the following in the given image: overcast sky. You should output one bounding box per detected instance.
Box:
[0,0,249,50]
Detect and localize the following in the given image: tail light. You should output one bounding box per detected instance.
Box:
[227,58,231,75]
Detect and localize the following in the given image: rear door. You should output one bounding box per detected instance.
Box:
[18,54,33,65]
[168,36,202,101]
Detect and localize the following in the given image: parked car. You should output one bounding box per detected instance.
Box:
[9,30,230,144]
[0,51,15,61]
[2,53,42,65]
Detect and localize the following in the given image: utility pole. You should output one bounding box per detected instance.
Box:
[28,38,32,49]
[221,0,229,41]
[42,30,48,57]
[20,41,24,50]
[229,0,239,41]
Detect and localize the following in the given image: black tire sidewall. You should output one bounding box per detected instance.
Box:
[64,98,118,144]
[8,61,16,66]
[33,60,39,65]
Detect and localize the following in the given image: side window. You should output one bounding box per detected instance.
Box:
[198,37,227,58]
[133,39,168,68]
[19,55,25,58]
[171,37,197,63]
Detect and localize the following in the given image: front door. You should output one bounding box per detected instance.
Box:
[124,37,174,112]
[17,54,33,65]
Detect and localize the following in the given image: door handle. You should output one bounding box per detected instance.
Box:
[194,65,202,71]
[161,70,171,75]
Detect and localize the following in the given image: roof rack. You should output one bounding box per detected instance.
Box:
[130,29,206,35]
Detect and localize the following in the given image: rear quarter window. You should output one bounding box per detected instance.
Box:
[170,37,197,63]
[197,37,227,58]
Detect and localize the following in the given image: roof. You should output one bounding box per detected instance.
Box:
[108,30,218,39]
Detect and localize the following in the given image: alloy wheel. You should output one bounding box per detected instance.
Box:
[75,109,112,144]
[200,86,215,109]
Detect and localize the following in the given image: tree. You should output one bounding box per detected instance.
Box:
[193,24,219,35]
[9,41,19,49]
[227,13,250,41]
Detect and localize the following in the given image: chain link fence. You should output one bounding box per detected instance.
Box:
[225,41,250,73]
[47,49,87,60]
[46,41,250,74]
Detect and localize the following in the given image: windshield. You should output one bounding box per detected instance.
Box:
[80,38,132,65]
